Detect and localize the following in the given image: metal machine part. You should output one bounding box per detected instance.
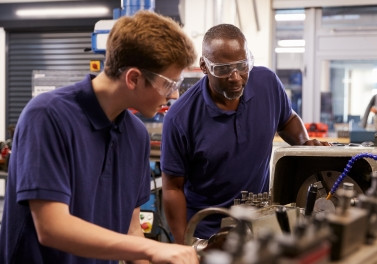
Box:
[327,183,369,261]
[357,171,377,244]
[314,197,336,215]
[234,190,270,207]
[275,205,291,233]
[221,205,299,238]
[304,184,318,216]
[275,216,331,264]
[296,171,363,210]
[271,146,375,207]
[185,150,377,263]
[184,207,235,251]
[185,205,282,264]
[186,202,332,264]
[186,175,377,264]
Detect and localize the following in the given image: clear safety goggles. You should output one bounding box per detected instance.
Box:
[141,69,184,97]
[202,55,254,78]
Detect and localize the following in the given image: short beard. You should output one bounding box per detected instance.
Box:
[222,87,244,100]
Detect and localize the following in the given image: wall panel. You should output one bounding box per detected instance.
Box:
[6,31,104,130]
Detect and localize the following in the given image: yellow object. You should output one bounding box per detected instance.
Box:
[141,222,152,233]
[90,60,101,72]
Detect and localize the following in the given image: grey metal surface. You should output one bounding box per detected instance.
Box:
[270,146,377,205]
[6,31,104,129]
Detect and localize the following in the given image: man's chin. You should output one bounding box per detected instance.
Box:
[223,88,244,100]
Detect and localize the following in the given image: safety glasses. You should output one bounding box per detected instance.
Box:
[141,69,184,97]
[202,55,254,78]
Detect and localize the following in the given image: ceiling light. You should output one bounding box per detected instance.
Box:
[278,39,305,47]
[275,47,305,53]
[16,6,110,18]
[275,13,305,21]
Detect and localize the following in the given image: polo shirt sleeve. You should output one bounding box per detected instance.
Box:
[14,94,71,205]
[274,72,293,129]
[160,112,188,177]
[136,131,153,207]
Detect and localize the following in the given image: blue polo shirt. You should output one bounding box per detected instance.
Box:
[0,74,151,263]
[161,66,292,239]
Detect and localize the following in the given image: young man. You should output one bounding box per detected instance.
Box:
[0,11,198,264]
[161,23,330,244]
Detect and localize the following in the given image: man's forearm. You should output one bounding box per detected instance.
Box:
[278,113,309,145]
[163,190,187,244]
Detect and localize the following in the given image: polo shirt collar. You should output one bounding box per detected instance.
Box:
[201,75,255,117]
[77,74,125,132]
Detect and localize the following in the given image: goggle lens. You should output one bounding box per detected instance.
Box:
[203,56,253,78]
[142,69,184,96]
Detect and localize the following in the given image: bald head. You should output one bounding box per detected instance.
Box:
[202,24,247,58]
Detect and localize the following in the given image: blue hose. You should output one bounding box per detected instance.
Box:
[326,152,377,199]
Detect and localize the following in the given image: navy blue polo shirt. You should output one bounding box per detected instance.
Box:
[161,66,292,239]
[0,74,151,263]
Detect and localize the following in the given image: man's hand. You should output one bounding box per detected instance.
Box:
[147,243,199,264]
[303,139,332,146]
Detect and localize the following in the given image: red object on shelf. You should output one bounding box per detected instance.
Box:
[1,145,9,159]
[305,123,328,138]
[150,141,161,150]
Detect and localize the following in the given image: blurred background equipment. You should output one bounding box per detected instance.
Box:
[184,149,377,264]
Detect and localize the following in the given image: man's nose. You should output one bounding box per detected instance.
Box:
[228,68,242,79]
[166,89,180,100]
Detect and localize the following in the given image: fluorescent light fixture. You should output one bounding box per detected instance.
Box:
[275,13,305,21]
[278,39,305,47]
[275,47,305,53]
[16,6,109,18]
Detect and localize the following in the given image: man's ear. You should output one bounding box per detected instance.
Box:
[199,57,208,74]
[124,68,142,90]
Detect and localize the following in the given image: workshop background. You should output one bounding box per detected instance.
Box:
[1,1,377,263]
[1,0,377,143]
